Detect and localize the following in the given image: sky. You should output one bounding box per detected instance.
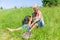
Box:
[0,0,42,9]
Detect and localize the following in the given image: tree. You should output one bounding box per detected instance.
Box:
[42,0,58,7]
[0,6,3,10]
[14,6,17,9]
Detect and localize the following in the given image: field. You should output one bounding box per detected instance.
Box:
[0,6,60,40]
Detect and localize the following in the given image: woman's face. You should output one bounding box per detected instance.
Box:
[33,7,38,13]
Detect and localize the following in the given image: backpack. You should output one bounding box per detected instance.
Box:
[22,15,31,25]
[22,13,36,25]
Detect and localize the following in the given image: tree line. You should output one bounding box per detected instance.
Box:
[42,0,60,7]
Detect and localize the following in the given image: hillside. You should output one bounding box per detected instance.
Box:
[0,7,60,40]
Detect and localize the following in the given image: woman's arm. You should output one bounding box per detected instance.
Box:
[28,16,33,26]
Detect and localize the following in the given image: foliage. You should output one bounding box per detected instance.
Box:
[42,0,59,7]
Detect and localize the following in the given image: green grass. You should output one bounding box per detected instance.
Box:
[0,7,60,40]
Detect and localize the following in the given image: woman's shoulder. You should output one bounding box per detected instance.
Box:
[38,10,42,13]
[38,10,42,16]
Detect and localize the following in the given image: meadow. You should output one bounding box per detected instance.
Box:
[0,6,60,40]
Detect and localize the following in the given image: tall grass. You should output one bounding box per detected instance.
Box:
[0,7,60,40]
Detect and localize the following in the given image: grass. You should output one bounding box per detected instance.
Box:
[0,6,60,40]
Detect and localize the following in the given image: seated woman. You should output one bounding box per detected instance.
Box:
[27,4,45,32]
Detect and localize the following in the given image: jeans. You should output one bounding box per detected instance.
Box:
[20,24,30,32]
[35,18,44,27]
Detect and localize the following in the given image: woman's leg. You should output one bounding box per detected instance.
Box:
[7,24,28,32]
[29,24,36,32]
[40,18,44,27]
[28,23,37,32]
